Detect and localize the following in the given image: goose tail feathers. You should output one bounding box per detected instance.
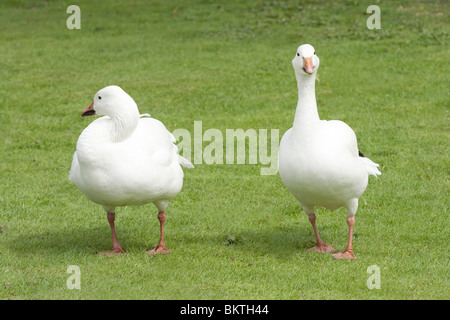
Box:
[178,155,194,169]
[360,156,381,177]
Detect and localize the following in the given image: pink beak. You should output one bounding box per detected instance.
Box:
[303,57,314,74]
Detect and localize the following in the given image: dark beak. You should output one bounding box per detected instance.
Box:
[81,101,97,117]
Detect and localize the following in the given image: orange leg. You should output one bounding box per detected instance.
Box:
[97,212,125,255]
[147,211,171,255]
[306,214,336,253]
[331,216,357,260]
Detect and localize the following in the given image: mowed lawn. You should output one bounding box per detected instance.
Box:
[0,0,448,299]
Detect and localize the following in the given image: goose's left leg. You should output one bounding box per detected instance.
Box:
[147,211,171,254]
[332,215,357,260]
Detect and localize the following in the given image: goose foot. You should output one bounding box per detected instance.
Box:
[306,214,335,253]
[99,212,126,255]
[146,211,171,255]
[331,249,356,260]
[332,216,357,259]
[146,245,171,255]
[307,243,336,253]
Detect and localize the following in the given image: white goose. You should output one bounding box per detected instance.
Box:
[69,85,193,255]
[279,44,381,259]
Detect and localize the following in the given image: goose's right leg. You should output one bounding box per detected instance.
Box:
[97,211,125,255]
[306,213,335,253]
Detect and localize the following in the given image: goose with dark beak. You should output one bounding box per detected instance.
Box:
[69,85,194,255]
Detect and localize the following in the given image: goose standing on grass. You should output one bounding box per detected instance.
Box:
[278,44,381,259]
[69,85,193,255]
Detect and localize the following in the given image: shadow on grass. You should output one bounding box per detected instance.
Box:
[4,222,325,260]
[211,224,345,261]
[4,226,151,256]
[4,202,344,260]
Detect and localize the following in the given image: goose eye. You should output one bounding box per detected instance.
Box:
[98,96,102,100]
[296,52,300,56]
[314,51,316,55]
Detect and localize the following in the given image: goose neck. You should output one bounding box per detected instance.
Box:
[110,111,139,142]
[293,74,320,131]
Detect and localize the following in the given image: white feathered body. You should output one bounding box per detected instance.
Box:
[279,119,379,212]
[69,116,184,208]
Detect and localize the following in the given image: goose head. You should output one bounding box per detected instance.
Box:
[81,85,140,142]
[292,44,319,77]
[82,85,139,119]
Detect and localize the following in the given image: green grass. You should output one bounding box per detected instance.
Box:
[0,0,448,300]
